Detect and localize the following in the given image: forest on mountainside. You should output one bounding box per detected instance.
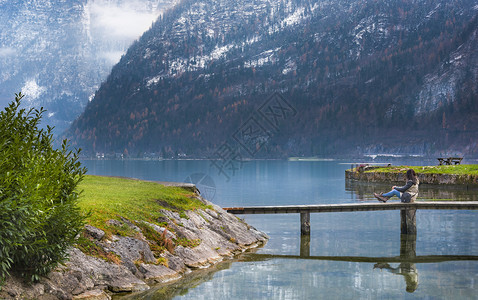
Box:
[67,0,478,158]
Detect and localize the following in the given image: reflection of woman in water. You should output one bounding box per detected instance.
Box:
[374,169,419,203]
[374,262,419,293]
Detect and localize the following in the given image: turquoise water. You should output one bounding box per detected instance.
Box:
[83,159,478,299]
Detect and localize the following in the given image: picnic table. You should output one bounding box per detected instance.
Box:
[437,157,463,165]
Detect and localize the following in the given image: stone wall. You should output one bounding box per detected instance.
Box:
[346,170,478,187]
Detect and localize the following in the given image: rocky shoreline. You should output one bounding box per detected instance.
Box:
[0,192,268,300]
[345,169,478,188]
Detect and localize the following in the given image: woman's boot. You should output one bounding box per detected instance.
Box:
[374,193,389,202]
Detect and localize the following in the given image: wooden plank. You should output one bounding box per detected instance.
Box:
[224,201,478,214]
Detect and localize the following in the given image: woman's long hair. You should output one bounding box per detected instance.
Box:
[406,169,418,184]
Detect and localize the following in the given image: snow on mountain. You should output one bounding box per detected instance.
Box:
[415,25,478,116]
[0,0,177,133]
[67,0,478,157]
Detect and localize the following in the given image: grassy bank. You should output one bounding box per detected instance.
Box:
[346,164,478,187]
[77,175,210,235]
[365,165,478,175]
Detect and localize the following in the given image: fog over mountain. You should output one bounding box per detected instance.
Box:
[0,0,177,133]
[67,0,478,158]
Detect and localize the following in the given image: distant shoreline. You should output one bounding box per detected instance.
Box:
[79,155,478,162]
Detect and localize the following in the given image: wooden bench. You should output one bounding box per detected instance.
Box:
[437,157,463,165]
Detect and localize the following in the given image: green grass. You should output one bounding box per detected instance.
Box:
[76,232,122,264]
[77,175,211,234]
[365,165,478,176]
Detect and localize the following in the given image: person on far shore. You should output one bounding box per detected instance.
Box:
[374,169,419,203]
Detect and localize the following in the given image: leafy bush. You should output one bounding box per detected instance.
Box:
[0,93,86,283]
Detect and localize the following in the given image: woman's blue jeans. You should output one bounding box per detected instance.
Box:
[382,189,401,199]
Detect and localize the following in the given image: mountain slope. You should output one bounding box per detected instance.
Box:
[67,0,478,157]
[0,0,177,133]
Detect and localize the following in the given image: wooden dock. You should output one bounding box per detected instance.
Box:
[224,201,478,214]
[224,201,478,235]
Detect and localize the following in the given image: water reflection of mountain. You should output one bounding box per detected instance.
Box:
[345,179,478,202]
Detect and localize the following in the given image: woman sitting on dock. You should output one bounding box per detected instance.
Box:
[374,169,419,203]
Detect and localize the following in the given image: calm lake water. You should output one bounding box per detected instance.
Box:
[82,159,478,299]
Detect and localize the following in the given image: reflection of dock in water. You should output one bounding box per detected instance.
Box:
[243,253,478,263]
[245,233,478,263]
[243,234,477,293]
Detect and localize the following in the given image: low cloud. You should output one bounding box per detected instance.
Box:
[0,47,15,57]
[87,0,161,41]
[99,51,126,64]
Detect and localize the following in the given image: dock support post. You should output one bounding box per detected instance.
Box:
[300,212,310,235]
[300,234,310,257]
[400,233,416,258]
[400,209,417,235]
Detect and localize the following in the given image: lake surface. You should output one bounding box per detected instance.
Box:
[82,159,478,299]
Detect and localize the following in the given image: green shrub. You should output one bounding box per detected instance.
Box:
[0,93,86,283]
